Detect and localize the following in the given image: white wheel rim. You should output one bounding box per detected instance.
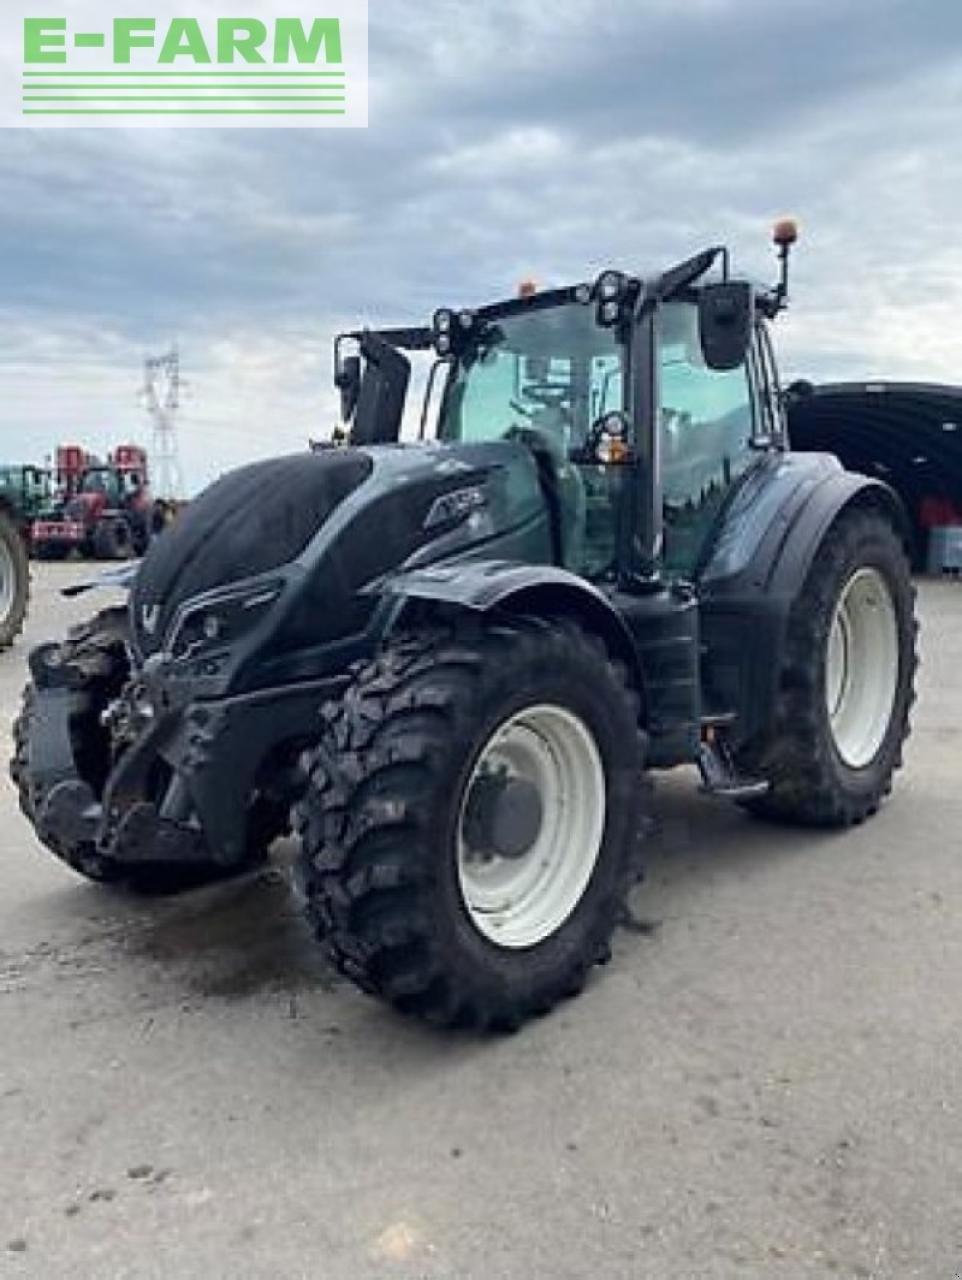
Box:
[825,567,899,768]
[456,703,607,949]
[0,538,15,622]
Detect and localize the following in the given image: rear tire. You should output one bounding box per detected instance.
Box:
[739,505,917,827]
[33,542,69,562]
[93,517,133,561]
[294,617,647,1030]
[0,512,29,651]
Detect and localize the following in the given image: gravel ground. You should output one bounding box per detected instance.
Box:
[0,563,960,1280]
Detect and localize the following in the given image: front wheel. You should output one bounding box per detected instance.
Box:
[739,504,917,827]
[295,618,647,1030]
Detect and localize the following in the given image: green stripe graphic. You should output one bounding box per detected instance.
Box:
[22,108,346,115]
[24,83,335,88]
[23,95,346,101]
[20,66,353,119]
[22,70,345,77]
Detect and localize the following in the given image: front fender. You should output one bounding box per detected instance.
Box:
[379,559,645,697]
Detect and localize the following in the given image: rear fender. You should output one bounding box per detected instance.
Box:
[702,452,910,596]
[699,451,910,750]
[767,473,910,598]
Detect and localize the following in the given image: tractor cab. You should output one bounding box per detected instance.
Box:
[433,288,628,578]
[334,224,795,592]
[0,465,51,523]
[80,466,122,503]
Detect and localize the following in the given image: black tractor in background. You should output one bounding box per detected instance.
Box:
[13,223,918,1030]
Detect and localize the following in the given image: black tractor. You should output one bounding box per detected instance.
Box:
[12,223,918,1030]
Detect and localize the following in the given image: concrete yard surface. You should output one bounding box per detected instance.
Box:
[0,564,960,1279]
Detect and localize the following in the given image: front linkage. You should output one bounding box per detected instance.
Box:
[11,609,312,892]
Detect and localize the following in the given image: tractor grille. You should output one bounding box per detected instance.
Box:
[131,450,373,656]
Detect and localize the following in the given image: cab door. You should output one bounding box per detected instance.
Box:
[657,298,758,578]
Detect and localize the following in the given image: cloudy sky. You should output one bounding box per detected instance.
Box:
[2,0,962,492]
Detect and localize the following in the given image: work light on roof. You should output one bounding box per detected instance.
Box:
[432,308,459,357]
[597,270,625,302]
[595,270,628,327]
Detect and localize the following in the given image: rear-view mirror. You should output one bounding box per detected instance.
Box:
[698,281,753,371]
[350,333,411,446]
[335,354,362,422]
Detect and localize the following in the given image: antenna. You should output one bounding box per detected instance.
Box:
[772,217,799,310]
[142,346,185,501]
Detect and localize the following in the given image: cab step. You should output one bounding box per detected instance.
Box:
[696,738,770,800]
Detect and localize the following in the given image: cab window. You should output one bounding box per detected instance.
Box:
[658,300,755,576]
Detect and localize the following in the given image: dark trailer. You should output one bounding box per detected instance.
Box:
[788,381,962,570]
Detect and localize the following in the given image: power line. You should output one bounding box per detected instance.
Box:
[142,346,185,500]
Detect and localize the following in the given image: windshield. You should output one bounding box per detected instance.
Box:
[82,469,120,500]
[437,301,624,452]
[24,469,48,500]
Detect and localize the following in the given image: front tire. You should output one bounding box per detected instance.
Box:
[739,504,917,827]
[295,617,647,1030]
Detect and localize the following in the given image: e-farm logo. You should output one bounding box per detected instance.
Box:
[6,2,368,127]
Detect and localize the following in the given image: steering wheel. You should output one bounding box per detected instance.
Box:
[521,382,572,409]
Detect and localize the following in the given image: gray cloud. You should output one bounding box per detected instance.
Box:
[1,0,961,487]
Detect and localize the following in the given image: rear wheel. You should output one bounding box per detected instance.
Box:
[739,505,917,826]
[93,517,133,561]
[295,617,647,1030]
[0,512,29,651]
[33,542,69,562]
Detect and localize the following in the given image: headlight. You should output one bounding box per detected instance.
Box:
[168,580,283,660]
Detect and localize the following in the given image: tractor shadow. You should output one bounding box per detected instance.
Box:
[624,766,851,931]
[21,774,845,1029]
[120,775,831,1006]
[117,845,341,1001]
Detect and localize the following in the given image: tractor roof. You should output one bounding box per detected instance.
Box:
[346,244,779,353]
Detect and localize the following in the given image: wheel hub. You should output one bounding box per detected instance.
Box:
[462,770,544,861]
[456,703,607,949]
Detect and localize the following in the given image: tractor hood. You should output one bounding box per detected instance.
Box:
[131,449,374,656]
[130,440,549,668]
[65,491,104,521]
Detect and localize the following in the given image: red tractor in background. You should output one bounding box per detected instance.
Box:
[32,443,152,561]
